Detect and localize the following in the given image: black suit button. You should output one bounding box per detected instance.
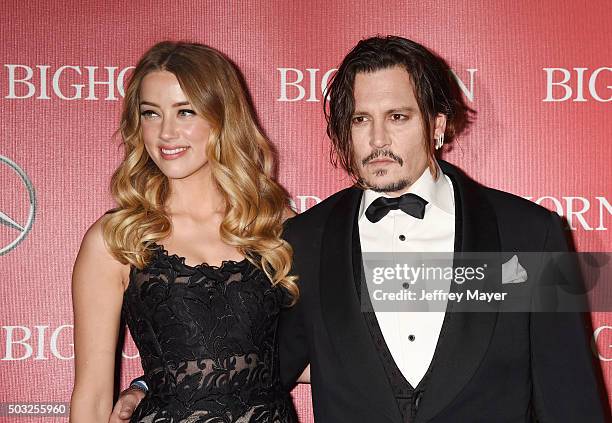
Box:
[399,234,406,241]
[414,390,423,410]
[408,334,416,342]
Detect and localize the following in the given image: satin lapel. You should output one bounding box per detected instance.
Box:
[415,161,501,422]
[319,187,402,423]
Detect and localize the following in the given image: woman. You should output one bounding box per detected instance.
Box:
[70,41,299,422]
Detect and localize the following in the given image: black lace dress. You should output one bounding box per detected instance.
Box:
[122,244,297,423]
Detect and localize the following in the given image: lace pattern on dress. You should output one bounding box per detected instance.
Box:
[122,244,296,423]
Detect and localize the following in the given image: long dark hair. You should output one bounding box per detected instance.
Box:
[324,35,472,181]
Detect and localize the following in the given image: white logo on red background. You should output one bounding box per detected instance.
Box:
[523,196,611,231]
[277,68,478,102]
[593,326,612,361]
[2,65,134,100]
[0,324,142,361]
[290,195,321,213]
[0,155,36,255]
[2,323,610,361]
[543,67,612,102]
[1,325,73,360]
[292,194,610,230]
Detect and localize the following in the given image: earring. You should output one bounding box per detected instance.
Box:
[435,133,445,150]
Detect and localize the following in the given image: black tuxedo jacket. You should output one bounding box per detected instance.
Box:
[279,160,608,422]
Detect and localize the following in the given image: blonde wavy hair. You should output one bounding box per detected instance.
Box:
[103,41,298,303]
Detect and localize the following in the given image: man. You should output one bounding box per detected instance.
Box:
[277,35,607,422]
[112,36,607,422]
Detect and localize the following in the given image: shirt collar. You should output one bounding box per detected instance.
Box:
[358,163,455,221]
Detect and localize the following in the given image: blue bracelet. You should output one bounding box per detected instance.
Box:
[129,380,149,393]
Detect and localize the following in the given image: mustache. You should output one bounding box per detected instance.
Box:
[361,150,404,167]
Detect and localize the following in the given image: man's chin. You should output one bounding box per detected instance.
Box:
[363,177,411,194]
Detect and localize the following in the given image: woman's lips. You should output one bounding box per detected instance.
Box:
[159,146,189,160]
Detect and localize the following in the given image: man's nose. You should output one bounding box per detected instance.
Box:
[370,120,390,148]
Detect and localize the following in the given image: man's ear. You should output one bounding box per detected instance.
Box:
[433,113,447,138]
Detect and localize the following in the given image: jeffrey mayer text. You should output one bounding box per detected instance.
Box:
[372,289,507,303]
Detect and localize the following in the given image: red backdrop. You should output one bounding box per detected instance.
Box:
[1,1,611,421]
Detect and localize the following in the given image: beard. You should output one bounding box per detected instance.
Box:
[358,149,411,193]
[363,174,412,193]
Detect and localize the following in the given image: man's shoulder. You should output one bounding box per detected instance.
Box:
[285,187,356,234]
[443,160,553,220]
[483,187,552,219]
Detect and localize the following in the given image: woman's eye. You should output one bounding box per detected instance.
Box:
[140,110,158,119]
[178,109,196,117]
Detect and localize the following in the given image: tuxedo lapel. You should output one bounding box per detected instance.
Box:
[415,161,501,422]
[319,187,403,423]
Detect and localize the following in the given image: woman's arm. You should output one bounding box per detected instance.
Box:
[69,217,128,423]
[297,365,310,383]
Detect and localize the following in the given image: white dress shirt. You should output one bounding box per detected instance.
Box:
[358,166,455,387]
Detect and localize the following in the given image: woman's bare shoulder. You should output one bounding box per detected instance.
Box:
[74,214,129,288]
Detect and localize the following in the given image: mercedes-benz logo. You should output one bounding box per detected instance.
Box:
[1,155,36,255]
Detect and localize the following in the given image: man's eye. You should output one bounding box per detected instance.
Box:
[351,116,367,124]
[178,109,196,117]
[140,110,158,119]
[390,114,406,121]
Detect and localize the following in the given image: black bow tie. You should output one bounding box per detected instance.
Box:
[365,193,428,223]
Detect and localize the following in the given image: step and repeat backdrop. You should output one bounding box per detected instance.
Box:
[1,0,611,421]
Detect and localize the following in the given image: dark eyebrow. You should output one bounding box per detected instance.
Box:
[139,101,192,107]
[387,107,417,114]
[352,106,417,116]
